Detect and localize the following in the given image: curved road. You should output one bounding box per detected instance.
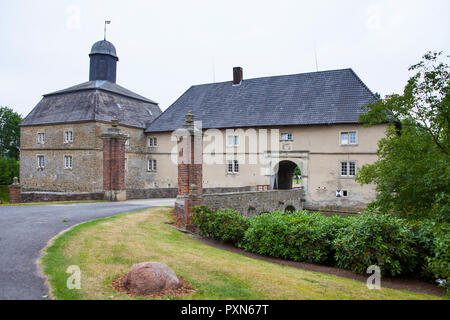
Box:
[0,199,175,300]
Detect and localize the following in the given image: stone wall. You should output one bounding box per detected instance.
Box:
[202,188,304,217]
[20,191,104,203]
[127,188,178,199]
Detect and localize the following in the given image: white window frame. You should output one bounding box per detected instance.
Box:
[340,131,357,145]
[147,159,157,171]
[37,132,45,144]
[37,155,45,168]
[340,161,356,177]
[64,130,73,143]
[227,135,239,147]
[227,160,239,174]
[64,155,73,169]
[148,137,157,147]
[281,133,293,141]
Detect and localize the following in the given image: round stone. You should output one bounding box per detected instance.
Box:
[123,262,180,295]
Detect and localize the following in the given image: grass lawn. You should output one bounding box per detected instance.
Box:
[40,207,442,300]
[0,185,9,204]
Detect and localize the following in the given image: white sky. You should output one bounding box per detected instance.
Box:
[1,0,449,116]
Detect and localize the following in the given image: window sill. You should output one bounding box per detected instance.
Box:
[339,144,358,147]
[339,176,355,179]
[226,172,239,175]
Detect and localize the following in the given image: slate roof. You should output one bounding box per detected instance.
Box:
[21,80,161,128]
[90,40,118,59]
[145,68,377,133]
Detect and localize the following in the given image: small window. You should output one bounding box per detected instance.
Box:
[64,155,73,169]
[227,135,239,147]
[227,160,233,173]
[341,131,357,145]
[281,133,292,141]
[37,133,45,144]
[64,130,73,143]
[37,155,45,168]
[336,190,349,197]
[349,161,356,176]
[148,137,157,147]
[227,160,239,174]
[148,159,157,171]
[341,162,348,176]
[341,161,356,177]
[125,139,129,146]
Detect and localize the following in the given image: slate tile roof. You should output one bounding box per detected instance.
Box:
[21,80,161,128]
[145,68,377,133]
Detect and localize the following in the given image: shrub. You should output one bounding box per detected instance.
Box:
[424,222,450,293]
[333,213,418,276]
[191,205,249,245]
[242,211,351,264]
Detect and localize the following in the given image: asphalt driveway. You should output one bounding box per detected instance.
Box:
[0,199,175,300]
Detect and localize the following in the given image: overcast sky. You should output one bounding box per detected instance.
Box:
[1,0,449,116]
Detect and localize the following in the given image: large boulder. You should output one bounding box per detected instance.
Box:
[124,262,180,295]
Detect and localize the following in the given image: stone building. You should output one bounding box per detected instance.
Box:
[19,40,162,199]
[19,39,386,212]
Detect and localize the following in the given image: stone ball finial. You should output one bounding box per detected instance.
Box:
[111,116,119,127]
[189,183,197,194]
[185,111,194,124]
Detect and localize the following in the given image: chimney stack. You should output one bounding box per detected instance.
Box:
[233,67,243,85]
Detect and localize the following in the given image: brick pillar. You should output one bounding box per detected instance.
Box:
[101,117,129,201]
[8,177,21,204]
[174,112,203,228]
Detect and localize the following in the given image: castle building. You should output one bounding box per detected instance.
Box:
[19,40,386,212]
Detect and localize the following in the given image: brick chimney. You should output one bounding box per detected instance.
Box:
[233,67,243,85]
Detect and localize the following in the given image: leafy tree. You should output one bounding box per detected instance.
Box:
[0,106,22,160]
[293,166,301,180]
[0,157,19,185]
[357,51,449,222]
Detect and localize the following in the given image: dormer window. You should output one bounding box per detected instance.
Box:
[64,130,73,143]
[37,132,45,144]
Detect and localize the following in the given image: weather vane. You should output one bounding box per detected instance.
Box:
[104,20,111,40]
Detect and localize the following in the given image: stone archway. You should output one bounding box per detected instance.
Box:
[271,158,307,191]
[274,160,298,190]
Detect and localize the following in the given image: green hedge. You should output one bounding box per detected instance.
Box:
[191,205,249,245]
[333,213,419,276]
[191,205,449,290]
[242,211,351,264]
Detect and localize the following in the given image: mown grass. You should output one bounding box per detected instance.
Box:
[0,185,9,204]
[40,207,443,300]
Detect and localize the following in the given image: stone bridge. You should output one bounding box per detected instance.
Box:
[202,188,304,217]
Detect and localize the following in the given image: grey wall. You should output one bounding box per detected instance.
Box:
[202,188,304,217]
